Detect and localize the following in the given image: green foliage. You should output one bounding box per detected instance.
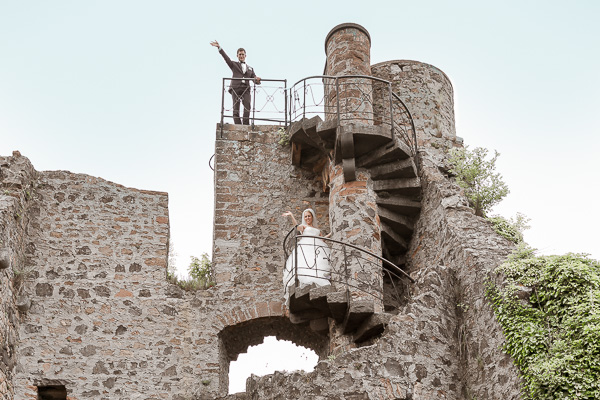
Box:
[167,253,215,291]
[188,253,214,286]
[486,248,600,399]
[277,126,290,146]
[487,213,531,244]
[447,146,510,216]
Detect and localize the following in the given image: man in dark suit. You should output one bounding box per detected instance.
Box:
[211,40,261,125]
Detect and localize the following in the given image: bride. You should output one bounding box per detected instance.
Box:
[282,209,332,298]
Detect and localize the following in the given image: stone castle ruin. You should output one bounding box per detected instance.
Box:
[1,23,523,399]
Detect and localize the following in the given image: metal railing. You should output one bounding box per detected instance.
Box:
[218,75,418,167]
[288,75,419,164]
[220,78,287,136]
[282,226,414,306]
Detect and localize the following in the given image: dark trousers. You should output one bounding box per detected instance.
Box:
[231,86,251,125]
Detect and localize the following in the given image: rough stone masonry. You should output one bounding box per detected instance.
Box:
[1,22,523,400]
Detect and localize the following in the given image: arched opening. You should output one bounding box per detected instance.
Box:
[218,316,328,395]
[229,336,319,393]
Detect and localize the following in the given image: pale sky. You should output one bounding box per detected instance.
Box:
[1,0,599,391]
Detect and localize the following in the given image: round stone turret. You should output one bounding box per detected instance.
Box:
[371,60,457,147]
[325,23,371,76]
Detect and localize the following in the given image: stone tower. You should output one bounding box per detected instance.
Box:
[0,23,522,400]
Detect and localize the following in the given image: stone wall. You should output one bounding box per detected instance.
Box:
[211,123,332,395]
[10,159,196,399]
[212,124,330,287]
[409,147,522,399]
[3,123,333,399]
[1,152,38,400]
[244,144,523,400]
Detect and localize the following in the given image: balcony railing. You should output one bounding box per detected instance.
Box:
[220,78,288,136]
[282,226,414,308]
[218,76,418,165]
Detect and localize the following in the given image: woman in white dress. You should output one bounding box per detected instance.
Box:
[282,209,332,298]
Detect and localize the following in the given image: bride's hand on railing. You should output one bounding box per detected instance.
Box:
[323,232,332,238]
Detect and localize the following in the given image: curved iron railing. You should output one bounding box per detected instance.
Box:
[282,226,414,307]
[287,75,418,167]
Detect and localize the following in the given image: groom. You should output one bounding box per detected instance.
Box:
[210,40,261,125]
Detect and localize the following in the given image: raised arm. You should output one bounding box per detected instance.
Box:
[282,211,304,233]
[210,40,234,69]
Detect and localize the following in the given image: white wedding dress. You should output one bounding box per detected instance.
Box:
[283,226,331,299]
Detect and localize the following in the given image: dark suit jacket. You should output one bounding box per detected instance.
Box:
[219,48,259,90]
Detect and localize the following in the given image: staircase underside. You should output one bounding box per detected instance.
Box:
[287,283,391,343]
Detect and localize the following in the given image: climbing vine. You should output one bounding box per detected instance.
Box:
[277,126,290,146]
[486,246,600,399]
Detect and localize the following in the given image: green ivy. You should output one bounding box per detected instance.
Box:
[277,127,290,146]
[487,213,530,244]
[486,246,600,399]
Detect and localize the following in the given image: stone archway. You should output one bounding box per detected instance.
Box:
[218,316,328,394]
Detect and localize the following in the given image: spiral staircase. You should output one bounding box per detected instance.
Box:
[285,108,421,342]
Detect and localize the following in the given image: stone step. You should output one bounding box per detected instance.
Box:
[376,196,421,216]
[343,298,375,334]
[289,120,325,151]
[372,177,421,197]
[327,290,349,322]
[370,158,417,180]
[379,208,414,237]
[380,222,409,251]
[381,240,407,266]
[288,283,318,313]
[303,116,329,151]
[338,124,392,159]
[356,140,412,168]
[288,284,337,319]
[353,313,392,343]
[309,284,336,313]
[316,119,338,147]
